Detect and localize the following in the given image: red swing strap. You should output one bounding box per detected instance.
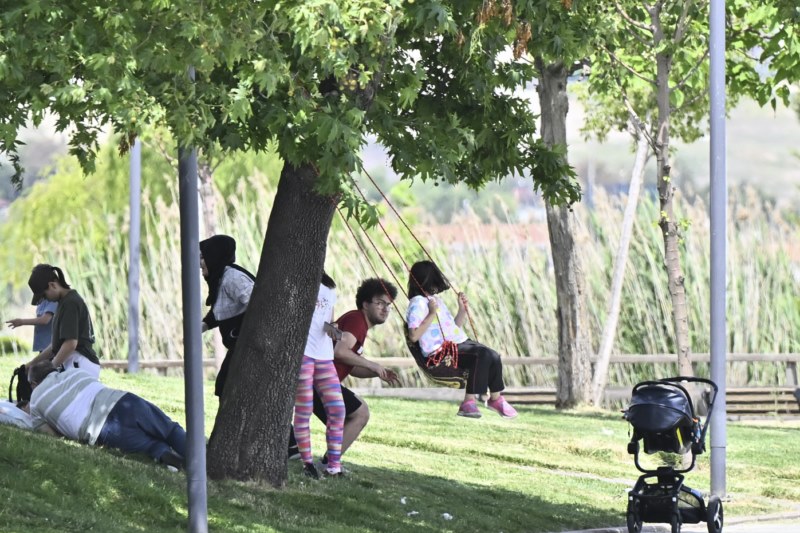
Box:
[426,339,459,369]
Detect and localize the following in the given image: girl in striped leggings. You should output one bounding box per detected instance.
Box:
[294,272,346,478]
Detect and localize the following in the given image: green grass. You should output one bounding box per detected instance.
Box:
[2,356,800,532]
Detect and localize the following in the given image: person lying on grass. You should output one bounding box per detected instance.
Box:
[27,361,186,470]
[406,260,518,419]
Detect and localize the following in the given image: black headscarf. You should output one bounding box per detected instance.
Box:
[200,235,255,306]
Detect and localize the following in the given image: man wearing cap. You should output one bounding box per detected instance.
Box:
[28,361,186,470]
[26,264,101,379]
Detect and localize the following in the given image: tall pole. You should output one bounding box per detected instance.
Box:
[709,0,727,498]
[127,139,142,374]
[180,65,208,532]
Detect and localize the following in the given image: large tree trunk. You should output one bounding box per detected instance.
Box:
[591,126,649,406]
[652,10,693,377]
[206,162,336,487]
[536,60,592,408]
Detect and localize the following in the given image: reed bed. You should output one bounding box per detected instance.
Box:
[3,167,799,389]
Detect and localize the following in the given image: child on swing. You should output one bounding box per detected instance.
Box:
[294,271,346,478]
[406,260,518,419]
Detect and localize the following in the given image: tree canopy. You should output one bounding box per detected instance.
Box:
[1,1,580,205]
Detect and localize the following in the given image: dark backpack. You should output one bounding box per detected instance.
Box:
[9,365,32,404]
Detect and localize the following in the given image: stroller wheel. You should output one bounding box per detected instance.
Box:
[626,498,642,533]
[671,512,681,533]
[706,495,723,533]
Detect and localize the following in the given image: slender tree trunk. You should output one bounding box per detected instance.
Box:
[206,162,336,487]
[591,126,649,406]
[198,159,227,371]
[652,9,693,377]
[536,59,592,408]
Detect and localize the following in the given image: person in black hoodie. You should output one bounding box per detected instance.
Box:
[200,234,256,398]
[200,234,300,460]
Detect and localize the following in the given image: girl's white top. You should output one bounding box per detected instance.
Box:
[303,283,336,360]
[406,295,468,356]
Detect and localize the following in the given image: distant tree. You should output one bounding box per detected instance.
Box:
[581,0,799,390]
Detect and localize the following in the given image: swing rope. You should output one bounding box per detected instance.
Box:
[335,205,406,313]
[354,167,479,342]
[336,205,458,369]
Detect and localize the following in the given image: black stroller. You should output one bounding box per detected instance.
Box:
[623,377,723,533]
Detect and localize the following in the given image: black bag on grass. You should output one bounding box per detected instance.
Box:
[8,364,32,404]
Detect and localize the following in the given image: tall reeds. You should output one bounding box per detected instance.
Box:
[7,172,799,388]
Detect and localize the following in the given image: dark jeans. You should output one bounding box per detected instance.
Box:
[457,340,505,395]
[97,393,186,461]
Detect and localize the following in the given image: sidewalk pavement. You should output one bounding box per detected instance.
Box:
[553,511,800,533]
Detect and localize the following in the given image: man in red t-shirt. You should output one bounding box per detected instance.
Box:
[313,278,399,461]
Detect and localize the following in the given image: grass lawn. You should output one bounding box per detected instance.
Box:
[2,355,799,532]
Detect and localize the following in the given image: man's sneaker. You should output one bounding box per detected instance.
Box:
[288,444,300,461]
[303,462,320,480]
[457,398,482,418]
[486,395,518,419]
[158,450,185,470]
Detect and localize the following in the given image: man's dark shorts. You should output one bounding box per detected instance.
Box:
[313,385,363,423]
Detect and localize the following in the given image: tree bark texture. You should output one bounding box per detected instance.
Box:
[206,162,336,487]
[652,9,693,377]
[591,127,649,406]
[536,60,592,408]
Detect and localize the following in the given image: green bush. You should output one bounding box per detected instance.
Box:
[0,336,31,356]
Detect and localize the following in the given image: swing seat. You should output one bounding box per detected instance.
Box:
[404,330,468,389]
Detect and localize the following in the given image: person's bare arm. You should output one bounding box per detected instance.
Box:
[333,332,393,381]
[6,313,52,328]
[35,423,60,436]
[408,297,439,342]
[454,292,468,327]
[349,365,399,383]
[26,345,53,369]
[51,339,78,368]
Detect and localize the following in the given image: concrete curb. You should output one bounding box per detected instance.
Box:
[551,526,667,533]
[549,511,800,533]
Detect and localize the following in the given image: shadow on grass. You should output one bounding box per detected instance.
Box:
[1,423,622,533]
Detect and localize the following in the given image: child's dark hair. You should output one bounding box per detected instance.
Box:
[356,278,398,309]
[407,261,449,298]
[321,271,336,289]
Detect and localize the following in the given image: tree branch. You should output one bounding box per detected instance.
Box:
[612,0,652,36]
[673,90,705,114]
[613,71,656,150]
[673,0,694,43]
[601,44,657,86]
[671,47,709,94]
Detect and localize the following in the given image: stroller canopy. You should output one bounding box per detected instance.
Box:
[625,382,694,433]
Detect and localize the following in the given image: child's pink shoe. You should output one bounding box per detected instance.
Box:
[457,398,482,418]
[486,396,518,418]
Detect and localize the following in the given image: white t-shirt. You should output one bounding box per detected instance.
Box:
[302,283,336,360]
